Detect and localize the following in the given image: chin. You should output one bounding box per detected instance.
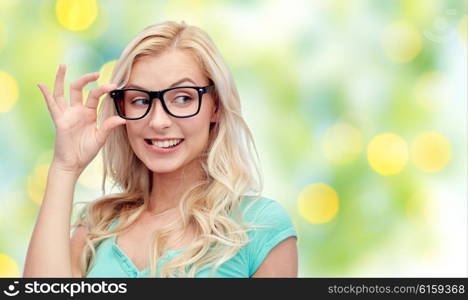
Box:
[145,160,184,174]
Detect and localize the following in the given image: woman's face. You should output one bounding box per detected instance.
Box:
[124,50,218,174]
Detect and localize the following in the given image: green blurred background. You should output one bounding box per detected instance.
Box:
[0,0,466,277]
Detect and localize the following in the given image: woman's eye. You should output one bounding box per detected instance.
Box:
[173,95,193,104]
[131,98,150,105]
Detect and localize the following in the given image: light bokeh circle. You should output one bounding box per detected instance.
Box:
[382,21,422,63]
[0,254,19,277]
[55,0,98,31]
[298,183,339,224]
[0,71,19,113]
[411,131,451,173]
[367,133,409,175]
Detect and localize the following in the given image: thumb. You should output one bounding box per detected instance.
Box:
[96,115,127,145]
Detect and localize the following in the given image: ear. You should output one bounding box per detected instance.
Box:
[210,98,219,123]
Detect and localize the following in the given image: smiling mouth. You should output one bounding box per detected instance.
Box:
[144,139,184,148]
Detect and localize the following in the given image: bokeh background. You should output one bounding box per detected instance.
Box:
[0,0,466,277]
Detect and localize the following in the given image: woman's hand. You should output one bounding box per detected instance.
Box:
[38,64,126,174]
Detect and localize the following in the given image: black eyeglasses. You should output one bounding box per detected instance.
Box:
[109,85,215,120]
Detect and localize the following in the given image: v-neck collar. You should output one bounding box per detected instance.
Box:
[111,233,185,277]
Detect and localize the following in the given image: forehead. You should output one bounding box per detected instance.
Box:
[128,49,207,90]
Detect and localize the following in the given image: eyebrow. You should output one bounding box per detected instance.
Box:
[125,77,197,90]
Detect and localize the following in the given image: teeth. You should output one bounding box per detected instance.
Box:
[151,139,182,148]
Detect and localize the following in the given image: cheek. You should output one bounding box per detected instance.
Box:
[182,119,211,147]
[125,123,143,149]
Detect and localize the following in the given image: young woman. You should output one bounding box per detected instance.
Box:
[24,21,297,278]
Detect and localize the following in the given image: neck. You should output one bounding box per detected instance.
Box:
[147,158,204,214]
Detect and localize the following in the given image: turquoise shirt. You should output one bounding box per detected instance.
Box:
[86,196,297,278]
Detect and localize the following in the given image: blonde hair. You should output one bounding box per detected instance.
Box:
[74,21,263,277]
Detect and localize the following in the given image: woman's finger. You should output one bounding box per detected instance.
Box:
[69,72,100,106]
[37,83,60,119]
[95,115,126,146]
[85,83,116,110]
[53,64,67,109]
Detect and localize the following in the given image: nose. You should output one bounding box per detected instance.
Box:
[147,99,172,130]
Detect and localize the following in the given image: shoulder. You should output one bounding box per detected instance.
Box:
[69,217,118,277]
[238,196,298,276]
[240,196,295,229]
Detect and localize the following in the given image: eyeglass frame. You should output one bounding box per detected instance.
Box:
[109,84,216,120]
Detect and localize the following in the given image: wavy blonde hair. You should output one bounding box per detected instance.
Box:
[74,21,264,277]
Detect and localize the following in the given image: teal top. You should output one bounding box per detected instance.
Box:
[86,196,297,278]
